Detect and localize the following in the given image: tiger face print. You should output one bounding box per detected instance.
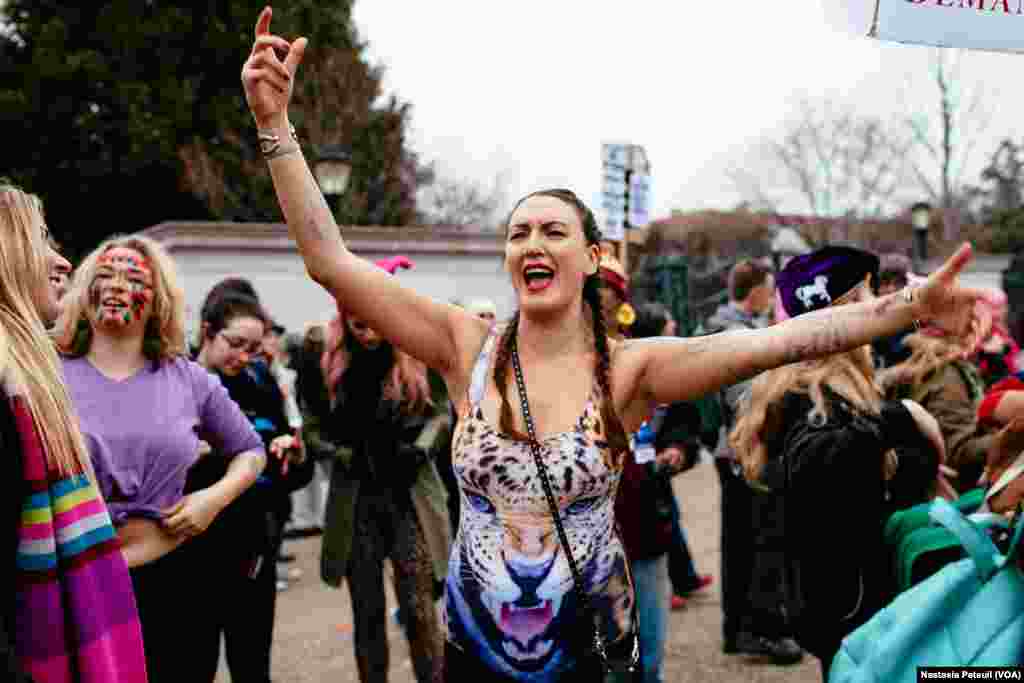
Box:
[444,400,633,682]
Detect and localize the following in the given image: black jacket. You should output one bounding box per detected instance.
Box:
[654,400,703,472]
[2,393,33,682]
[326,343,436,490]
[758,389,937,658]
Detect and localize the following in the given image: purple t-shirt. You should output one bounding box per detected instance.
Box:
[62,356,264,525]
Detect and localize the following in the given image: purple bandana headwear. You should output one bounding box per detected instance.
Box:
[777,246,879,317]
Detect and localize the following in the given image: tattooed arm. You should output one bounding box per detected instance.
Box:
[615,245,988,425]
[241,8,485,376]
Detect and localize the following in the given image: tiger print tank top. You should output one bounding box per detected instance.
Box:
[443,325,634,681]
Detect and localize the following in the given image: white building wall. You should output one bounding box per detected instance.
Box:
[171,248,517,338]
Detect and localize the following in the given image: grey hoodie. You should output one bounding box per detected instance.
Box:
[705,302,767,460]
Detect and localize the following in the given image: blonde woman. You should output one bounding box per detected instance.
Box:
[54,235,266,683]
[1,185,146,682]
[243,12,985,680]
[730,247,953,681]
[879,328,994,493]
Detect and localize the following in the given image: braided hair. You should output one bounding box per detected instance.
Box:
[493,188,630,464]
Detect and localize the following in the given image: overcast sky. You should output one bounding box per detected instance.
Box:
[351,1,1024,224]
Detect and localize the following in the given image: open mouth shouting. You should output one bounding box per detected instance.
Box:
[522,263,555,294]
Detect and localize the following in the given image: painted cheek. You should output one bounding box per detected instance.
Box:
[130,289,151,314]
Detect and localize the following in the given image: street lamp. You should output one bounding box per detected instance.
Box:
[314,145,353,197]
[910,202,931,274]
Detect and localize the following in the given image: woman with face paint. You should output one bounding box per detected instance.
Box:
[53,236,267,683]
[1,185,147,683]
[242,11,989,680]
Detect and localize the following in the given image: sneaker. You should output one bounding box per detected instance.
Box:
[670,595,688,610]
[680,574,714,595]
[724,633,803,665]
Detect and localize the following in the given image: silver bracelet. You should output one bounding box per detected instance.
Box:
[258,123,298,159]
[902,285,923,330]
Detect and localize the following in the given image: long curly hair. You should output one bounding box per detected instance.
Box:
[730,283,882,482]
[877,331,972,397]
[0,184,93,476]
[55,235,187,362]
[492,188,630,464]
[320,309,431,415]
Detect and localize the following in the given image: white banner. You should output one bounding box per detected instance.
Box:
[868,0,1024,53]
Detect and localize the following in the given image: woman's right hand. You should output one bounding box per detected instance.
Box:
[984,416,1024,486]
[241,6,306,129]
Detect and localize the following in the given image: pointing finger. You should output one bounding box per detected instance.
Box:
[934,242,973,284]
[255,6,272,39]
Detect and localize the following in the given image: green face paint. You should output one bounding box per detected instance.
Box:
[123,310,131,324]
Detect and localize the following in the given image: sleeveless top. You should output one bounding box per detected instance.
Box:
[443,326,634,681]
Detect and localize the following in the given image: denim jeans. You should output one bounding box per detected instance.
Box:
[631,554,670,683]
[667,491,701,594]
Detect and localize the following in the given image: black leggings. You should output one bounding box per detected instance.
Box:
[130,509,279,683]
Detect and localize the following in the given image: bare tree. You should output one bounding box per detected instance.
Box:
[904,49,993,237]
[729,99,913,218]
[417,169,510,229]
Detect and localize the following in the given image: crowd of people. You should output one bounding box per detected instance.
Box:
[4,6,1023,683]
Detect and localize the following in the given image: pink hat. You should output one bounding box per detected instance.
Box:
[334,256,416,314]
[376,255,415,275]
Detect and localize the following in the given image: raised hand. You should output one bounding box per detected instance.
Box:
[241,6,307,129]
[915,244,992,355]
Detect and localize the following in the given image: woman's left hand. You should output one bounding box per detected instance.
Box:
[915,244,992,354]
[270,434,301,474]
[162,488,224,538]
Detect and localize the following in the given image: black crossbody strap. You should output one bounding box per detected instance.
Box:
[510,340,610,663]
[510,339,649,674]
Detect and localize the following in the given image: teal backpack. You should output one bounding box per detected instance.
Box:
[830,499,1024,681]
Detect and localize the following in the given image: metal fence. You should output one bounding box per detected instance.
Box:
[631,255,731,337]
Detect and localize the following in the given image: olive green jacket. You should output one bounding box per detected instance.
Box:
[308,383,453,589]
